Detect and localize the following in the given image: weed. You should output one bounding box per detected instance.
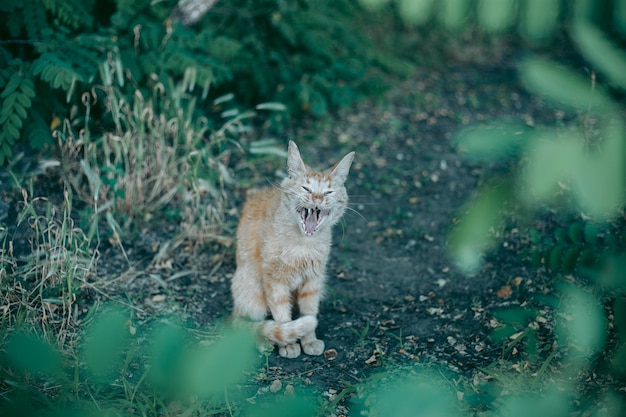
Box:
[352,320,371,347]
[386,328,404,350]
[1,185,96,345]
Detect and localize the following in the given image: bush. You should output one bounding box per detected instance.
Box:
[0,0,406,166]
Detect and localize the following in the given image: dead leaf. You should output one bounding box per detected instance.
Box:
[497,285,513,299]
[324,349,338,361]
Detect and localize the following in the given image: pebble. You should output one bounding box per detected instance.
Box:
[269,379,282,393]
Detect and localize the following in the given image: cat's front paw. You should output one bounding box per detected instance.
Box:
[278,343,302,358]
[301,338,325,356]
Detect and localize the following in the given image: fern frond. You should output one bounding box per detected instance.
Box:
[111,0,151,29]
[22,0,55,50]
[42,0,94,29]
[24,111,53,151]
[32,45,101,92]
[32,53,84,91]
[0,68,36,165]
[163,50,232,87]
[3,7,22,38]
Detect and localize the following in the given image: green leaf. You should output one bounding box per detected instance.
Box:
[571,118,625,220]
[449,183,509,273]
[615,0,626,37]
[357,0,389,12]
[82,308,130,382]
[246,396,317,417]
[369,373,464,417]
[569,223,584,244]
[493,306,535,325]
[397,0,436,25]
[547,246,563,271]
[1,73,21,97]
[557,284,607,363]
[519,57,615,112]
[477,0,517,33]
[181,327,257,399]
[520,0,559,42]
[454,122,528,162]
[522,129,581,204]
[438,0,471,30]
[19,78,36,97]
[148,323,188,392]
[4,121,20,141]
[554,228,569,243]
[583,223,599,244]
[572,21,626,90]
[562,247,579,273]
[499,390,570,417]
[5,332,64,377]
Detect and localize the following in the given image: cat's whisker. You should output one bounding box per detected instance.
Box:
[344,206,368,223]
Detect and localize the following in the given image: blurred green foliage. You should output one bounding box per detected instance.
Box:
[447,1,626,416]
[0,307,260,416]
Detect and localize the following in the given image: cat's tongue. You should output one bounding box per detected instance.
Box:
[304,208,319,235]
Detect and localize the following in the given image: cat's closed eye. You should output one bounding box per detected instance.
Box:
[324,191,333,195]
[302,186,312,193]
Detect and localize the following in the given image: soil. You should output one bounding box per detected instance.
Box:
[95,55,564,411]
[3,47,586,414]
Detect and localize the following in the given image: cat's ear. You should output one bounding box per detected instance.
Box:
[287,140,307,178]
[330,151,355,184]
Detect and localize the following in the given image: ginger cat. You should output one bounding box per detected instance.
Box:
[231,141,355,358]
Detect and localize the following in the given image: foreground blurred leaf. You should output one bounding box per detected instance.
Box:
[520,0,560,42]
[5,333,64,377]
[522,129,581,204]
[615,0,626,37]
[181,327,257,399]
[82,308,130,382]
[439,0,471,30]
[571,118,625,220]
[519,58,614,112]
[477,0,516,33]
[148,322,188,393]
[397,0,435,25]
[357,0,390,12]
[557,284,607,364]
[572,21,626,90]
[454,122,528,162]
[368,372,463,417]
[499,389,570,417]
[449,183,509,273]
[246,396,316,417]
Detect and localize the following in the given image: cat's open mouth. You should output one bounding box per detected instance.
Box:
[298,207,329,236]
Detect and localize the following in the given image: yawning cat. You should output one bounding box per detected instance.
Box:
[231,141,355,358]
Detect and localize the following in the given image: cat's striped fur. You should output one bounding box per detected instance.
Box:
[231,141,355,358]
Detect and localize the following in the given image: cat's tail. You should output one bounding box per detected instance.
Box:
[259,315,317,346]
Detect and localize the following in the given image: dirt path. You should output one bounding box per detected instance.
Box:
[90,58,563,413]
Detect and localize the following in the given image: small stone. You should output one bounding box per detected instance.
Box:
[152,294,166,302]
[269,379,282,393]
[284,384,295,397]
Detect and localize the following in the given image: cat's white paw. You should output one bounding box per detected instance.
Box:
[279,343,302,358]
[302,338,325,356]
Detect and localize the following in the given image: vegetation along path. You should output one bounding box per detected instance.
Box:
[2,31,622,417]
[87,54,591,415]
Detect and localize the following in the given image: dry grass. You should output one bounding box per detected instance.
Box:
[0,187,96,346]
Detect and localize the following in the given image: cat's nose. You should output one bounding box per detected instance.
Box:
[312,194,324,204]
